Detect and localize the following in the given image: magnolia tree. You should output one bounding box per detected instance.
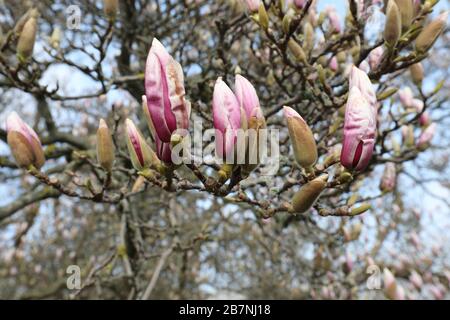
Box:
[0,0,449,300]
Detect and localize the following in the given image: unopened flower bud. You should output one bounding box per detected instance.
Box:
[416,122,436,150]
[338,171,353,184]
[17,16,38,61]
[409,270,423,290]
[340,85,376,171]
[125,119,159,171]
[395,0,414,31]
[104,0,119,20]
[368,46,384,71]
[402,125,415,147]
[384,268,405,300]
[347,193,359,206]
[329,56,338,72]
[380,162,396,192]
[350,203,372,216]
[245,0,261,12]
[415,11,448,54]
[50,27,61,50]
[291,175,328,213]
[282,8,296,34]
[288,39,307,64]
[258,3,269,30]
[419,111,431,127]
[409,63,424,86]
[384,0,402,47]
[6,112,45,169]
[284,106,318,169]
[96,119,115,172]
[377,87,398,101]
[303,22,315,53]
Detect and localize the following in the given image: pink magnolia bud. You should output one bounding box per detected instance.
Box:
[142,96,174,163]
[349,65,377,114]
[343,251,353,274]
[213,77,241,159]
[384,268,404,300]
[340,87,376,171]
[419,112,431,127]
[368,46,384,70]
[417,122,436,150]
[326,6,341,33]
[294,0,306,9]
[125,119,159,171]
[380,162,396,192]
[430,286,444,300]
[245,0,260,12]
[329,56,338,72]
[6,112,45,169]
[398,87,414,108]
[145,38,190,143]
[409,270,423,290]
[410,98,423,112]
[234,74,261,125]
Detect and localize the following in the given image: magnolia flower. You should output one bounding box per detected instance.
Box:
[349,65,377,114]
[213,77,241,159]
[340,86,376,171]
[144,38,190,143]
[125,118,159,171]
[234,74,262,127]
[142,96,173,163]
[234,75,266,173]
[417,122,436,150]
[368,46,384,70]
[6,112,45,169]
[380,162,396,192]
[245,0,260,12]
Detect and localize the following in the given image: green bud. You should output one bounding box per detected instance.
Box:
[409,63,424,86]
[292,175,328,213]
[338,171,353,184]
[350,203,371,216]
[96,119,115,172]
[288,39,307,64]
[17,16,37,61]
[303,22,315,53]
[347,193,359,206]
[258,3,269,30]
[282,8,295,34]
[384,0,402,47]
[50,27,61,50]
[377,87,398,101]
[337,51,347,63]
